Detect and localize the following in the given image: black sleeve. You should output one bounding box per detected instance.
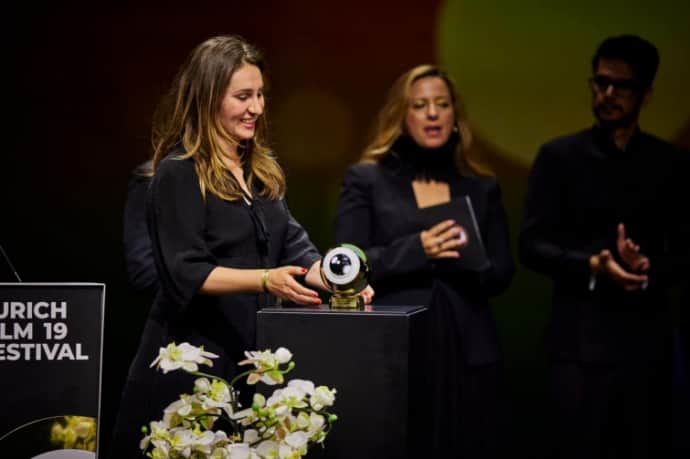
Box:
[519,145,592,282]
[123,173,158,293]
[147,159,216,310]
[334,164,429,284]
[278,199,322,268]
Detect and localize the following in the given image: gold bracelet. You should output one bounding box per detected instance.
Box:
[260,269,270,293]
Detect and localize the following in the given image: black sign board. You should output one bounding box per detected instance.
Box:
[0,283,105,458]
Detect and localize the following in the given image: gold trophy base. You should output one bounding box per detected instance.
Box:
[329,294,363,310]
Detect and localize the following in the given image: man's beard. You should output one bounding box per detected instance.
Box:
[593,99,642,130]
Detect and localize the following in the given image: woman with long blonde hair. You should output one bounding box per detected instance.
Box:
[110,35,372,458]
[335,65,514,457]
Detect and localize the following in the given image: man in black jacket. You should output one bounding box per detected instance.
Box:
[520,35,689,459]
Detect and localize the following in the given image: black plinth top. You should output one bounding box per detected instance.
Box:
[258,304,426,317]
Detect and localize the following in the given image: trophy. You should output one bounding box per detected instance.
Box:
[320,243,370,309]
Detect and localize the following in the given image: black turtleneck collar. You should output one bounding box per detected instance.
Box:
[381,131,460,181]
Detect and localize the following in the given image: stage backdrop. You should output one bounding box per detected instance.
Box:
[5,2,689,457]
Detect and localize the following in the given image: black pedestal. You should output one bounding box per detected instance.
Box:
[257,305,427,459]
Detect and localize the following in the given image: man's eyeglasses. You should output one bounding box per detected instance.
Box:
[589,75,640,96]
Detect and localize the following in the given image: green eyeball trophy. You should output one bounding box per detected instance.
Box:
[320,243,370,309]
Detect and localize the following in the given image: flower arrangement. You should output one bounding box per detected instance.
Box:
[50,416,97,451]
[140,342,338,459]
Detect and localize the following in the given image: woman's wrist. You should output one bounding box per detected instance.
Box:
[260,269,270,293]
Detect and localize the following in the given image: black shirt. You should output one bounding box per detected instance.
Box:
[520,126,690,362]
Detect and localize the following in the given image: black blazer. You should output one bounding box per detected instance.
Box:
[520,127,690,363]
[334,160,514,365]
[123,160,158,294]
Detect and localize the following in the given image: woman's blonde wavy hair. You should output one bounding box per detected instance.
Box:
[361,65,492,176]
[152,35,285,201]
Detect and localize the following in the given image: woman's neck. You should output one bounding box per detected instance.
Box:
[219,143,243,170]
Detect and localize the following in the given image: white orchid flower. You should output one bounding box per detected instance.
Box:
[278,441,305,459]
[212,430,228,445]
[284,431,308,449]
[240,348,294,386]
[162,397,194,428]
[169,428,195,449]
[274,347,293,364]
[256,440,280,459]
[150,439,171,458]
[195,377,212,394]
[208,380,232,403]
[187,430,217,456]
[273,404,289,418]
[308,413,325,435]
[293,412,309,430]
[287,379,314,395]
[227,443,259,459]
[151,422,170,440]
[265,388,284,407]
[259,371,285,386]
[150,342,219,374]
[232,407,255,422]
[240,348,292,370]
[142,342,337,459]
[310,386,336,411]
[195,429,217,445]
[211,447,230,459]
[243,428,259,444]
[199,380,233,419]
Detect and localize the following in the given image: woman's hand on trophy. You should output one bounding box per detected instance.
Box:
[420,219,465,259]
[359,285,375,305]
[264,266,322,305]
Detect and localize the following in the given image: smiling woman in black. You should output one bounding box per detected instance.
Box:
[109,35,332,458]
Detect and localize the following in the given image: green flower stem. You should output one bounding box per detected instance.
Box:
[228,361,295,388]
[189,370,231,387]
[228,369,256,388]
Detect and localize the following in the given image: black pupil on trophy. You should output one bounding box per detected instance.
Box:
[330,254,352,276]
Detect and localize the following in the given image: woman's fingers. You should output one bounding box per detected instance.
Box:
[426,219,455,234]
[288,289,322,305]
[438,225,462,242]
[422,220,465,258]
[286,277,320,301]
[358,285,375,305]
[267,266,321,305]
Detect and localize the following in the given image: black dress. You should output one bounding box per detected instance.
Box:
[109,156,320,458]
[334,136,514,458]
